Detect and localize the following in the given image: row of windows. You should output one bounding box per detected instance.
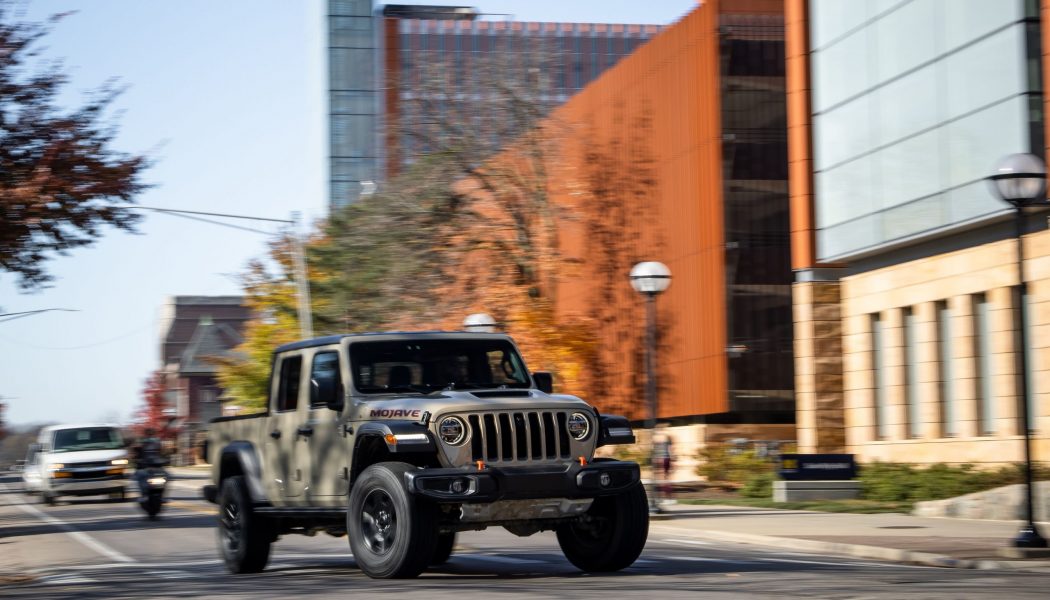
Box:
[868,292,1036,441]
[399,31,655,54]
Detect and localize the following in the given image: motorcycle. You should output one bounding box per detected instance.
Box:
[138,466,168,519]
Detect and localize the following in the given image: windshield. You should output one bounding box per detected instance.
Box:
[350,339,531,394]
[51,427,124,453]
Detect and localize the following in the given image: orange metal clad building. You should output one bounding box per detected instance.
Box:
[543,0,793,423]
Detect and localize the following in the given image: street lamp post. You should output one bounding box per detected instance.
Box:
[630,261,671,510]
[987,152,1048,550]
[463,313,498,333]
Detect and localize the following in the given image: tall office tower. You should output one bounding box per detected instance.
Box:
[328,1,664,209]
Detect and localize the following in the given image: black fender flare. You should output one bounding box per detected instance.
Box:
[353,421,436,454]
[596,415,636,447]
[217,441,268,504]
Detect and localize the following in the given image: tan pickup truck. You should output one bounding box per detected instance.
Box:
[204,331,646,579]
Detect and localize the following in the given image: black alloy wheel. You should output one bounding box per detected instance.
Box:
[360,488,398,554]
[556,481,649,572]
[348,462,438,579]
[217,475,272,573]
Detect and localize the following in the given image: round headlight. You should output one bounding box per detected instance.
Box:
[567,413,590,440]
[439,416,467,445]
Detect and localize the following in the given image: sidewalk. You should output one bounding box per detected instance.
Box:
[650,502,1050,572]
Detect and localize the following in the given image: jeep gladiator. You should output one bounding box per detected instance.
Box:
[204,331,646,578]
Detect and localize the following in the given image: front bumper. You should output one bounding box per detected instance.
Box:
[49,477,127,496]
[404,460,640,503]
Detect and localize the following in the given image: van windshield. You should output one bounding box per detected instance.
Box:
[51,427,124,453]
[350,339,531,394]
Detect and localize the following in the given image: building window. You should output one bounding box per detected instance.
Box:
[974,293,994,435]
[903,307,921,439]
[872,313,887,440]
[936,300,956,437]
[1015,287,1036,434]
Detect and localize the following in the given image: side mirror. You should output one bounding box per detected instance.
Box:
[532,372,553,394]
[311,378,344,412]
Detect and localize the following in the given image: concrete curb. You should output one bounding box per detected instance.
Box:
[650,525,1050,573]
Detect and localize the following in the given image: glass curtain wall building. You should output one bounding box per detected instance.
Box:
[327,1,662,209]
[811,0,1043,261]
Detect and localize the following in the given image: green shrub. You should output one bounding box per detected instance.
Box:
[696,446,775,487]
[741,472,775,498]
[859,461,1050,503]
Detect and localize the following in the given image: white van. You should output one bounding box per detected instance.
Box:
[22,424,130,505]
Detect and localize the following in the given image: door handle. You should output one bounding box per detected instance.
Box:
[270,430,281,439]
[297,426,314,437]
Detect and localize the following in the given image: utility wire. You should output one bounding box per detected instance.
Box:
[130,205,294,224]
[155,209,275,236]
[0,308,79,324]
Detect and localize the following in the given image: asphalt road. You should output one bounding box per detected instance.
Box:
[1,473,1048,599]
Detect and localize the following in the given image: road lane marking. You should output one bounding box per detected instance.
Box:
[38,574,99,585]
[452,554,548,565]
[28,560,222,574]
[661,538,713,546]
[0,483,135,564]
[664,555,737,563]
[759,557,890,568]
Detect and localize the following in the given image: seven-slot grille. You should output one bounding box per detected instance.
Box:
[466,411,574,463]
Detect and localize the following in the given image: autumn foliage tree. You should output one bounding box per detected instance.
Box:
[0,7,150,290]
[131,370,175,440]
[213,235,302,412]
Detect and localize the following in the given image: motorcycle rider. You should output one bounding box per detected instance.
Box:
[134,428,167,502]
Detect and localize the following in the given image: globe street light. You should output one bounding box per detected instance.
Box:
[631,261,671,511]
[987,152,1048,550]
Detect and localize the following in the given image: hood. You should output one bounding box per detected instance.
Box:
[43,448,128,464]
[349,389,592,422]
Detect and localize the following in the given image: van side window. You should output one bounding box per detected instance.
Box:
[277,355,303,412]
[310,351,342,408]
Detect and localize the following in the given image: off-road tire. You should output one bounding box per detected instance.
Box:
[556,482,649,572]
[430,532,456,566]
[218,475,272,573]
[348,462,438,579]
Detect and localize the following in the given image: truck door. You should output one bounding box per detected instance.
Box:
[304,348,350,499]
[265,352,309,499]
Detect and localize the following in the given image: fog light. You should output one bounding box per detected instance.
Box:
[600,473,611,487]
[451,478,466,493]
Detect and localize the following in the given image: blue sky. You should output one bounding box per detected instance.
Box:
[0,0,697,426]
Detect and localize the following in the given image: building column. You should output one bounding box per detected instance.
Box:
[794,279,845,452]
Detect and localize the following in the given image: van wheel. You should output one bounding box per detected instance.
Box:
[348,462,438,579]
[556,482,649,572]
[431,532,456,566]
[218,475,272,573]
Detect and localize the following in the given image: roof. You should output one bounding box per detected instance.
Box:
[40,423,121,434]
[179,319,245,376]
[274,331,512,354]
